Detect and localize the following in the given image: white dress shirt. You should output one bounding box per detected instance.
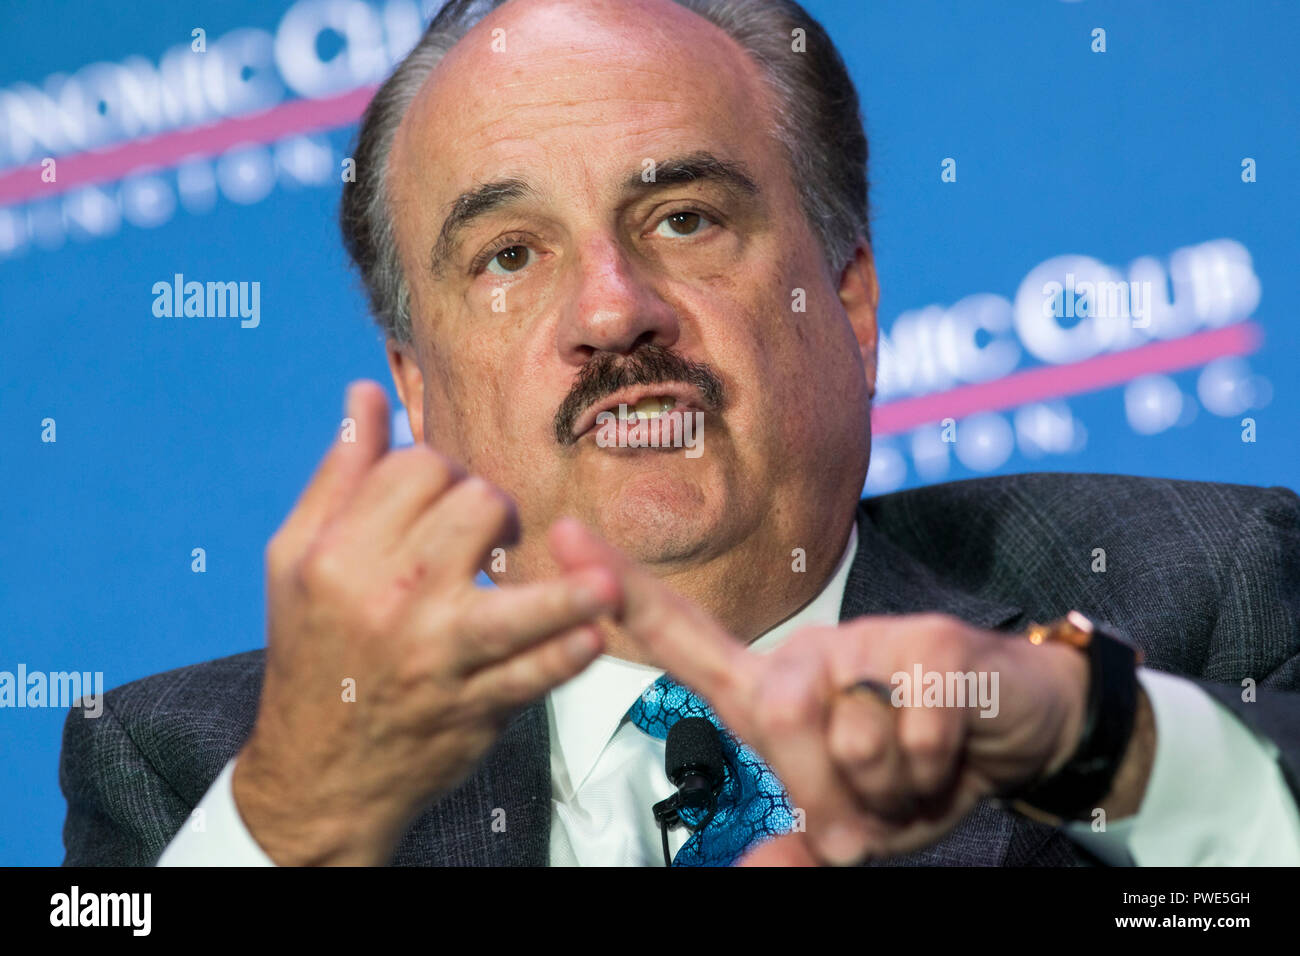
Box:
[160,523,1300,866]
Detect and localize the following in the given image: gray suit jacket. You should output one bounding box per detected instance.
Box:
[59,472,1300,866]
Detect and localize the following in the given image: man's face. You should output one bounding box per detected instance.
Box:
[387,0,876,584]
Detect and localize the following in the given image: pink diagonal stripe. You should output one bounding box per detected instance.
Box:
[871,321,1262,436]
[0,84,379,207]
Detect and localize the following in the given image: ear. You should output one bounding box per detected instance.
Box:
[386,338,427,444]
[836,238,880,400]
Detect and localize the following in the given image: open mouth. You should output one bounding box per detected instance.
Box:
[570,384,707,444]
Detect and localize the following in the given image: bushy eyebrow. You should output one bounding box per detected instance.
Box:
[429,178,538,280]
[622,151,761,199]
[427,150,761,279]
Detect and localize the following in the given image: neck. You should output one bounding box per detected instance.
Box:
[600,509,858,665]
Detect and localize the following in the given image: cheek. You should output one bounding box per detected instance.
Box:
[748,287,860,444]
[418,338,500,459]
[423,343,557,483]
[743,271,829,393]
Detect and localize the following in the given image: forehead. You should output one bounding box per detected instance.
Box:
[389,0,785,217]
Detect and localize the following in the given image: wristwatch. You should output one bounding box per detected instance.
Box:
[998,610,1144,825]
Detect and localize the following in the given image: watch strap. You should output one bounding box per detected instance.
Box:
[1002,617,1141,822]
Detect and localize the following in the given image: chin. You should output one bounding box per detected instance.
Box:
[581,461,728,564]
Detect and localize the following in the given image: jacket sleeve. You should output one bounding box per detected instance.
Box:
[1188,483,1300,800]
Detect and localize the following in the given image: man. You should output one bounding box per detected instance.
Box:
[61,0,1300,867]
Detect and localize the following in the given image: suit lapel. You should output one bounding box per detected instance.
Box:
[391,702,550,866]
[841,502,1024,631]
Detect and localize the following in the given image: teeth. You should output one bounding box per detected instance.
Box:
[619,396,675,421]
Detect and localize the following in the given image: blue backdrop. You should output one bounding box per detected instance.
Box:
[2,0,1297,865]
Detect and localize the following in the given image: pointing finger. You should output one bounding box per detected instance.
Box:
[547,517,759,734]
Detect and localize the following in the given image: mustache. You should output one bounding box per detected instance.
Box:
[553,345,726,446]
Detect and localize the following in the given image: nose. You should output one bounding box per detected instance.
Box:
[555,234,681,365]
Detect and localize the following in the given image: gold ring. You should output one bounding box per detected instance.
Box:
[841,678,895,707]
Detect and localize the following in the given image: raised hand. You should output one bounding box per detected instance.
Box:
[232,382,621,865]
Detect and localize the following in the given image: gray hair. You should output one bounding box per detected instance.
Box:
[340,0,870,344]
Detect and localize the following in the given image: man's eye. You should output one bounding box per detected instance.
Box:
[485,245,531,275]
[654,211,714,238]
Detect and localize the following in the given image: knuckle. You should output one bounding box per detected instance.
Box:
[354,595,400,641]
[297,538,347,595]
[830,715,886,768]
[898,718,947,763]
[913,615,967,663]
[392,646,444,694]
[491,666,537,707]
[467,623,510,662]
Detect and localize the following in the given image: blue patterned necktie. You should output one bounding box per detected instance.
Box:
[626,674,796,866]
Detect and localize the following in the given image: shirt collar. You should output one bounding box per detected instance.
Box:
[549,523,860,794]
